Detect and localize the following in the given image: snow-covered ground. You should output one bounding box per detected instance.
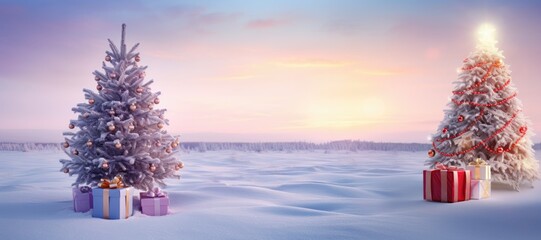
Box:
[0,150,540,240]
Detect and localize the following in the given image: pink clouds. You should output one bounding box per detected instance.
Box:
[246,17,293,29]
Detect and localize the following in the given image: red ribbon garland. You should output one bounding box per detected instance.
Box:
[453,62,496,94]
[432,111,521,157]
[435,108,484,143]
[452,93,517,107]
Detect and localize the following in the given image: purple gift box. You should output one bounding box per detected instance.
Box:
[140,192,169,216]
[72,186,93,212]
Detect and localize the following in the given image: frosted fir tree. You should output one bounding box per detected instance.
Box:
[426,24,539,190]
[60,24,184,191]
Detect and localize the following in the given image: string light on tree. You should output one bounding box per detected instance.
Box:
[425,23,539,190]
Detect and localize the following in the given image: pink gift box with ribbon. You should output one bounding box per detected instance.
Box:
[140,188,169,216]
[72,186,93,212]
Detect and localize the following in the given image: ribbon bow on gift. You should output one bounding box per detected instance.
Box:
[98,175,125,189]
[468,158,486,167]
[142,187,166,198]
[434,162,459,170]
[79,186,92,193]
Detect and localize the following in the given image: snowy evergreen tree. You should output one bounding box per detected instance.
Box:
[426,24,539,189]
[60,24,184,191]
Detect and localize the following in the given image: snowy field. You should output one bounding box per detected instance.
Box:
[0,150,540,240]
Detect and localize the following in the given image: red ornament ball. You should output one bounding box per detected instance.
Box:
[157,122,164,129]
[154,98,160,104]
[63,141,69,148]
[73,149,79,155]
[69,123,75,129]
[96,84,103,91]
[105,55,111,61]
[94,76,100,81]
[63,168,69,173]
[101,162,109,169]
[136,87,144,94]
[496,146,504,153]
[110,72,117,79]
[519,126,527,134]
[442,128,448,134]
[88,98,95,105]
[135,55,141,62]
[457,115,464,122]
[149,164,157,172]
[428,149,436,158]
[139,72,146,78]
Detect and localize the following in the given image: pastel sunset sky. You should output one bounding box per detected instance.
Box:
[1,0,541,143]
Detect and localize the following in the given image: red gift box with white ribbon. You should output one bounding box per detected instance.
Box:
[424,163,471,203]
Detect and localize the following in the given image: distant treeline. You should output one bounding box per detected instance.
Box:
[1,141,540,153]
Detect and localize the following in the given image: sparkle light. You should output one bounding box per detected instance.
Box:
[477,23,497,50]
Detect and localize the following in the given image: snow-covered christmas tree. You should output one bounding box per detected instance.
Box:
[426,24,539,190]
[60,24,184,191]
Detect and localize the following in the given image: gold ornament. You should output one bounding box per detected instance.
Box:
[129,103,137,111]
[101,161,109,169]
[157,122,164,129]
[178,162,184,169]
[69,123,75,129]
[63,141,69,148]
[154,98,160,104]
[165,147,172,153]
[171,142,178,148]
[86,140,93,147]
[149,164,157,172]
[108,124,116,132]
[109,109,115,116]
[128,124,135,131]
[88,98,95,105]
[114,141,122,149]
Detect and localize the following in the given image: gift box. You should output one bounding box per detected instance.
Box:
[140,190,169,216]
[466,158,491,180]
[73,186,93,212]
[471,179,491,200]
[92,187,133,219]
[423,164,471,203]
